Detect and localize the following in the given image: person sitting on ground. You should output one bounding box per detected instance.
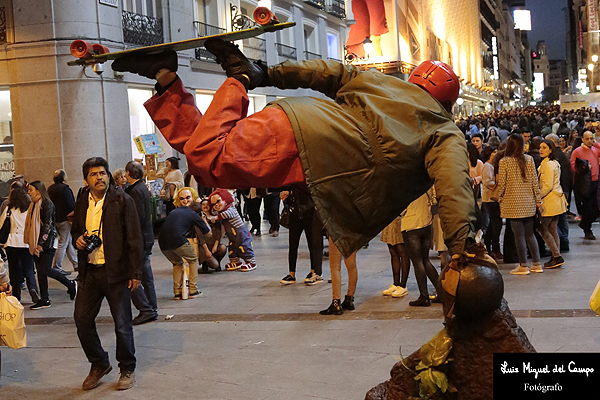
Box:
[208,189,256,272]
[198,197,226,273]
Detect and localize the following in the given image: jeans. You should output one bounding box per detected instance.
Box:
[482,202,502,253]
[74,265,136,372]
[35,249,72,301]
[539,215,561,258]
[509,217,540,266]
[6,247,37,301]
[52,220,78,270]
[557,212,569,246]
[288,208,323,275]
[130,251,158,314]
[402,225,440,298]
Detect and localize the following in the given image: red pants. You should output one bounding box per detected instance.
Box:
[346,0,389,56]
[145,78,305,189]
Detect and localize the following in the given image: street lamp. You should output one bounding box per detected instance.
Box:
[593,54,599,63]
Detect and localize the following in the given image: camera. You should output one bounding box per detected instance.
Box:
[83,233,102,254]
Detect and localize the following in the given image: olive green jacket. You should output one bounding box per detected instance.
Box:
[267,60,476,257]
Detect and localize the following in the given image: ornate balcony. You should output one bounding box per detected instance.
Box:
[193,21,226,62]
[122,11,164,46]
[243,37,266,62]
[325,0,345,19]
[276,43,297,60]
[304,0,324,10]
[304,50,321,60]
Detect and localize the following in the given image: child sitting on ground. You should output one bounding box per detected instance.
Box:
[208,189,256,272]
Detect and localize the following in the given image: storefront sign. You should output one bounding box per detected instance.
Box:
[589,0,597,32]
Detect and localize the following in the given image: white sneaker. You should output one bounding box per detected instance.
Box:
[382,284,398,296]
[530,264,543,273]
[510,265,530,275]
[391,286,408,298]
[305,272,323,285]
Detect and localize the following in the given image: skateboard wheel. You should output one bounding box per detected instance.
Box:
[70,40,93,58]
[253,7,278,25]
[92,44,110,55]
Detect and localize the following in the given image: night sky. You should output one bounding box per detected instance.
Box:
[524,0,568,60]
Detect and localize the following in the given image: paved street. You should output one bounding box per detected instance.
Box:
[1,218,599,399]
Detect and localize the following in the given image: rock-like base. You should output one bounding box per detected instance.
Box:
[365,299,535,400]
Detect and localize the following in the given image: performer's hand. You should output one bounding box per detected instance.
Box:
[128,279,141,291]
[111,50,178,80]
[280,191,289,201]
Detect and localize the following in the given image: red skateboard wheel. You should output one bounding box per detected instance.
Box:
[92,43,110,55]
[253,7,278,25]
[70,40,93,58]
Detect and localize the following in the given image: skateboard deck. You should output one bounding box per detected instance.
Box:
[68,8,294,66]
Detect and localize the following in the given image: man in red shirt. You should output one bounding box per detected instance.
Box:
[570,131,600,239]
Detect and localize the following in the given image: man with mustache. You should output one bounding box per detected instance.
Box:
[71,157,144,391]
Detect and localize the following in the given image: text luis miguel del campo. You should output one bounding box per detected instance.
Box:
[494,353,598,399]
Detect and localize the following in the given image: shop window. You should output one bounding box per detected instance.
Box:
[0,88,13,198]
[128,88,166,161]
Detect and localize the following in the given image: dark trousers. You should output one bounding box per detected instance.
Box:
[402,225,440,298]
[263,193,281,231]
[580,180,599,233]
[34,249,71,301]
[482,202,501,253]
[557,212,569,246]
[131,252,158,314]
[246,197,262,233]
[288,208,323,275]
[6,247,37,301]
[74,265,136,372]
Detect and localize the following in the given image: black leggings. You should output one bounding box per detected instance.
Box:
[288,208,323,275]
[402,225,440,298]
[35,249,71,301]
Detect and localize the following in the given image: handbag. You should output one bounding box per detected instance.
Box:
[0,209,11,245]
[0,292,27,349]
[590,278,600,316]
[533,209,543,231]
[279,205,291,229]
[159,182,175,201]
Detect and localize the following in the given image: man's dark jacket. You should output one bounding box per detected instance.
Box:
[47,182,75,222]
[72,185,143,283]
[125,180,154,254]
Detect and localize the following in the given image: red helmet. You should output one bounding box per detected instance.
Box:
[408,60,460,109]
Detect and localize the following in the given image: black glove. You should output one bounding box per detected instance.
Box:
[111,50,178,79]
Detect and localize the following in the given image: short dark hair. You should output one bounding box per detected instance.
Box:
[166,156,180,170]
[125,161,144,180]
[8,182,30,212]
[471,133,484,141]
[53,169,66,183]
[82,157,110,180]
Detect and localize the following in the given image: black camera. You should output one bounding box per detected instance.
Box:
[83,233,102,254]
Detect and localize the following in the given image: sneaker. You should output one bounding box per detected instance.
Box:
[173,294,182,300]
[584,231,596,240]
[82,364,112,390]
[29,288,40,304]
[280,274,296,285]
[240,262,256,272]
[510,265,530,275]
[319,299,344,315]
[117,370,135,390]
[545,256,565,269]
[530,264,543,273]
[225,261,242,271]
[305,272,323,285]
[382,284,398,296]
[188,290,202,298]
[30,299,51,310]
[391,286,408,298]
[574,215,582,221]
[68,279,77,300]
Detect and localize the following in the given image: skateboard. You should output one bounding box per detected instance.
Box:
[67,7,294,66]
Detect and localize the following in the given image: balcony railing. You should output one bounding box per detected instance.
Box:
[304,0,324,9]
[243,37,267,62]
[325,0,345,19]
[304,50,321,60]
[122,11,164,46]
[276,43,297,60]
[193,21,226,62]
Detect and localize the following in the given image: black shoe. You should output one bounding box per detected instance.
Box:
[204,38,269,90]
[30,299,51,310]
[29,288,40,304]
[585,231,596,240]
[82,364,113,390]
[430,295,442,304]
[560,242,570,252]
[132,312,159,326]
[111,50,178,79]
[341,295,355,311]
[409,296,431,307]
[199,265,213,274]
[279,274,296,285]
[68,280,77,300]
[319,299,344,315]
[545,256,565,269]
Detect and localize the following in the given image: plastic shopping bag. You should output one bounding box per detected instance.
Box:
[589,278,600,316]
[0,292,27,349]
